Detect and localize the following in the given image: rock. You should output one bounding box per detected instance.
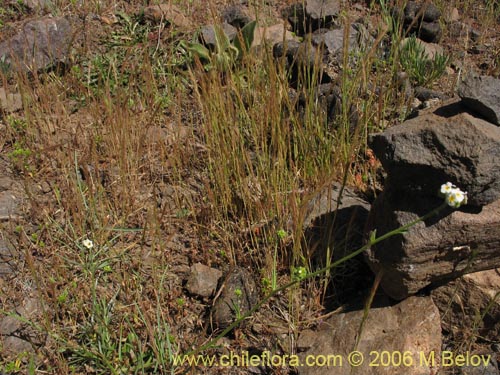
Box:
[211,267,259,330]
[273,40,330,86]
[0,191,20,221]
[22,0,53,11]
[253,24,298,48]
[1,336,34,357]
[414,86,448,101]
[0,87,23,113]
[0,238,17,277]
[311,25,360,58]
[368,100,500,206]
[401,37,444,59]
[458,73,500,126]
[0,17,72,73]
[284,0,340,35]
[0,315,22,335]
[421,3,441,22]
[302,184,372,302]
[185,263,222,298]
[398,1,442,42]
[143,4,191,29]
[449,22,481,41]
[458,363,500,375]
[366,191,500,300]
[222,5,252,29]
[297,296,441,375]
[200,23,238,47]
[418,21,441,42]
[0,176,16,191]
[446,7,460,23]
[432,269,500,343]
[305,0,341,24]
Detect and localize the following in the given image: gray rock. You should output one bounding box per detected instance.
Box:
[8,0,52,11]
[285,0,340,35]
[1,335,34,356]
[0,191,20,221]
[185,263,222,298]
[273,40,329,86]
[0,237,17,277]
[0,315,22,335]
[211,267,259,330]
[311,25,359,58]
[366,191,500,300]
[0,17,72,73]
[222,5,252,29]
[200,23,238,47]
[0,87,23,113]
[253,24,298,48]
[432,269,500,344]
[368,100,500,206]
[449,21,481,41]
[297,296,441,375]
[458,73,500,126]
[305,0,341,24]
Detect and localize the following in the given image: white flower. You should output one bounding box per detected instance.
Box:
[440,182,454,195]
[440,182,467,208]
[82,239,94,250]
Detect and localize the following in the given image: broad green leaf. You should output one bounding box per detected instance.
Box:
[233,20,257,58]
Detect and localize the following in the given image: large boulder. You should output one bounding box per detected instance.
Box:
[365,190,500,300]
[458,73,500,126]
[432,269,500,344]
[0,17,73,73]
[297,296,441,375]
[369,100,500,207]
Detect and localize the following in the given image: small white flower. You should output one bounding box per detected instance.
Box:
[440,183,467,208]
[82,239,94,250]
[440,182,454,195]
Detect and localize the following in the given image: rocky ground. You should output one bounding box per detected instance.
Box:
[0,0,499,374]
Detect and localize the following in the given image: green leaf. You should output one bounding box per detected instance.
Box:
[233,20,257,58]
[213,24,231,55]
[180,41,211,62]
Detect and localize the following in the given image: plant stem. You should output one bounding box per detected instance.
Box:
[187,201,449,356]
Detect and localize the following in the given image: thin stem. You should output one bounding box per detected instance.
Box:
[187,201,449,356]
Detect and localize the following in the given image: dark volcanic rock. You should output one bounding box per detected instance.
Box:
[365,191,500,300]
[0,17,72,73]
[273,40,330,86]
[222,5,252,29]
[458,73,500,126]
[368,100,500,207]
[397,1,442,42]
[421,3,441,22]
[418,20,442,42]
[285,0,340,35]
[211,267,259,330]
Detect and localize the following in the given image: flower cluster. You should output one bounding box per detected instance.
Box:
[440,182,467,208]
